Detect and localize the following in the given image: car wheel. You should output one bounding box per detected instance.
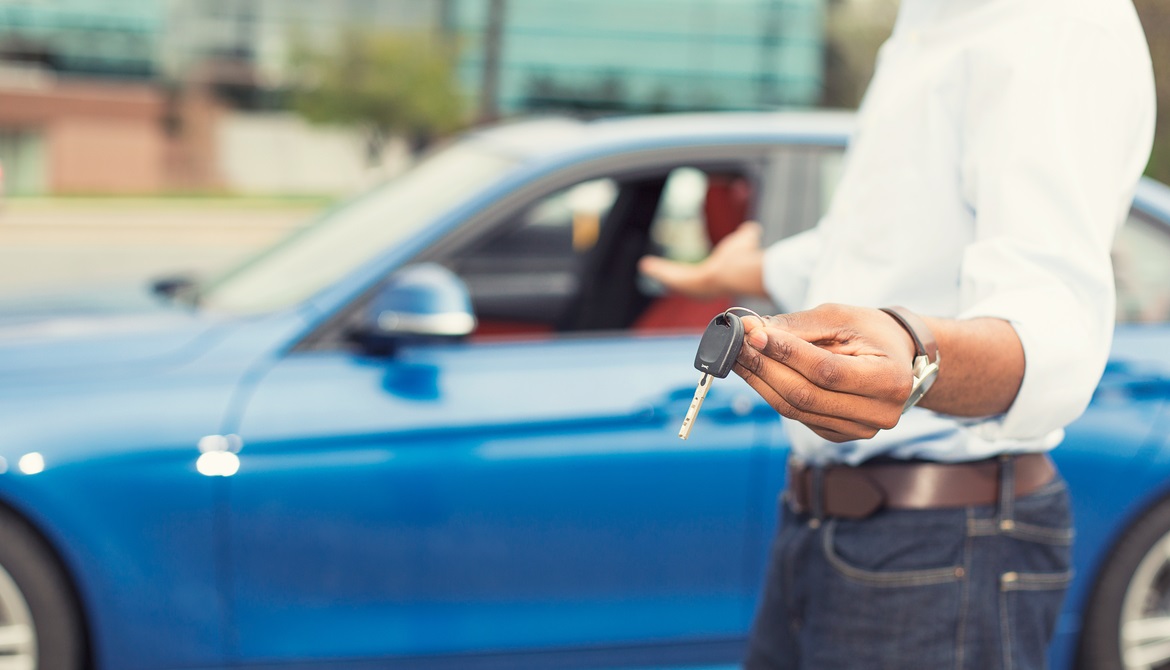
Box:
[1080,496,1170,670]
[0,506,84,670]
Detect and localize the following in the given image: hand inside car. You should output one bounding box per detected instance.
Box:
[734,304,918,442]
[638,221,768,298]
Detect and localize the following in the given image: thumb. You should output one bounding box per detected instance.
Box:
[764,305,859,348]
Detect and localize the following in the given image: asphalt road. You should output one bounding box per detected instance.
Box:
[0,199,323,295]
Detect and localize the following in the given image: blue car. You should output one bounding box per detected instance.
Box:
[2,112,1170,670]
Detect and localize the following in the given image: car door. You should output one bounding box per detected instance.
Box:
[223,154,782,667]
[1044,204,1170,669]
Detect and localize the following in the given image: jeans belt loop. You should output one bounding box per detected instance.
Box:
[809,465,826,521]
[998,454,1017,528]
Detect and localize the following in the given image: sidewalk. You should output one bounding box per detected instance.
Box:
[0,197,328,293]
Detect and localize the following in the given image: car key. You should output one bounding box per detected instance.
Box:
[679,312,745,439]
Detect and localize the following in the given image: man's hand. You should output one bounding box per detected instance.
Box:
[735,304,1027,442]
[638,221,767,298]
[734,304,918,443]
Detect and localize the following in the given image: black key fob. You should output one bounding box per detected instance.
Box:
[694,313,744,379]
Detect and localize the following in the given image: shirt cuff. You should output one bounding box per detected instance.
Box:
[956,287,1112,442]
[761,228,822,311]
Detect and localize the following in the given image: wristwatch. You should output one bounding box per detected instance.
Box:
[880,306,941,413]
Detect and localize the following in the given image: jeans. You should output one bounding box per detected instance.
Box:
[744,458,1074,670]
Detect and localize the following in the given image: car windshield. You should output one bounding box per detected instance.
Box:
[196,142,517,314]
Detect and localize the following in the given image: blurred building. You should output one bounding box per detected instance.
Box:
[161,0,441,107]
[0,0,161,79]
[453,0,825,117]
[0,0,826,195]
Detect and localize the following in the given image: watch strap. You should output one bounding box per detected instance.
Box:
[879,306,939,364]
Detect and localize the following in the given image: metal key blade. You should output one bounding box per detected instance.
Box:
[679,373,714,440]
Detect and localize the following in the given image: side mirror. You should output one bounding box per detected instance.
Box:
[150,274,198,302]
[357,264,476,346]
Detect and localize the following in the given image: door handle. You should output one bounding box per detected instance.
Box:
[1096,361,1170,401]
[658,385,770,423]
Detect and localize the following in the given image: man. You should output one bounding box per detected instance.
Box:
[640,0,1156,667]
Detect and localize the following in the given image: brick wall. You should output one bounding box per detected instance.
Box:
[0,75,221,194]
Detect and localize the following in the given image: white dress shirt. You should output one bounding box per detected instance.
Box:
[762,0,1156,465]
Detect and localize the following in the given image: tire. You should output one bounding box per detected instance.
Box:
[0,506,84,670]
[1079,496,1170,670]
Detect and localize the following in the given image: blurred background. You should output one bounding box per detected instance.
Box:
[0,0,1166,295]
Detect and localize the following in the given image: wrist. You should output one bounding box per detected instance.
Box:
[879,306,942,413]
[881,309,919,362]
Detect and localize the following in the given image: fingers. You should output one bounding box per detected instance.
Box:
[744,304,876,353]
[733,355,902,433]
[740,327,909,400]
[640,220,768,299]
[733,363,889,442]
[735,304,918,440]
[637,255,715,298]
[733,324,909,440]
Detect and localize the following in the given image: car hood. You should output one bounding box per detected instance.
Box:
[0,307,222,384]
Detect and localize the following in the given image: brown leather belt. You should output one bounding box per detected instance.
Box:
[785,453,1056,520]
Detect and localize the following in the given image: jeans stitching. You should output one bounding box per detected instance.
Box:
[1000,586,1013,670]
[1001,570,1074,591]
[1005,522,1074,545]
[968,518,1073,545]
[822,519,963,587]
[968,518,998,536]
[955,508,973,670]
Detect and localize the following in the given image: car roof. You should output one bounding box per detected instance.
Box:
[462,111,1170,227]
[464,111,857,161]
[1136,178,1170,224]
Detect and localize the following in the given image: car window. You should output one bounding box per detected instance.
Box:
[450,164,761,335]
[450,178,619,332]
[1114,210,1170,324]
[512,178,618,252]
[198,143,517,314]
[648,167,711,264]
[754,146,845,249]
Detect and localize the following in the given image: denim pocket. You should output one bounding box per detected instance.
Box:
[994,479,1074,670]
[823,509,967,587]
[999,570,1073,670]
[1005,478,1075,545]
[810,510,967,668]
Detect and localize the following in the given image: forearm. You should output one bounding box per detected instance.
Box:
[917,316,1024,417]
[735,305,1030,443]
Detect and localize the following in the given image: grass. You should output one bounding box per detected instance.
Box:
[2,194,339,209]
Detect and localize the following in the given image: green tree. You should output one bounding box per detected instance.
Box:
[825,0,1170,184]
[820,0,898,108]
[1133,0,1170,183]
[291,30,465,162]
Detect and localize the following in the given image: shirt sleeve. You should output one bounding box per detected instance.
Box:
[955,15,1155,440]
[761,227,823,312]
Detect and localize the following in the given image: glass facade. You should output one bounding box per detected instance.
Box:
[0,0,162,78]
[451,0,825,115]
[0,0,825,113]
